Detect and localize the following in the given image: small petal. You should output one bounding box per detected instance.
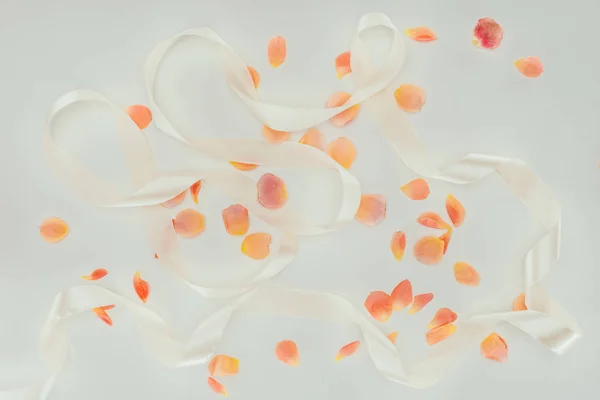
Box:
[473,17,504,50]
[480,333,508,362]
[263,124,290,143]
[257,173,288,209]
[439,230,452,254]
[417,211,449,229]
[40,217,69,243]
[299,128,325,150]
[92,305,115,326]
[247,66,260,88]
[189,181,202,204]
[364,291,393,322]
[446,194,466,227]
[355,194,387,227]
[454,262,481,286]
[400,178,430,200]
[413,236,445,265]
[387,332,398,344]
[426,323,457,345]
[408,293,434,314]
[172,209,205,238]
[428,307,458,329]
[327,137,357,169]
[335,51,352,78]
[268,36,287,68]
[222,204,249,236]
[391,279,412,311]
[514,57,544,78]
[81,268,108,281]
[154,253,159,259]
[335,341,360,361]
[161,191,186,208]
[133,271,150,303]
[230,161,259,171]
[207,377,228,396]
[208,354,240,377]
[275,340,299,366]
[390,231,406,261]
[125,105,152,130]
[513,293,528,311]
[405,26,437,42]
[394,84,425,112]
[326,92,360,126]
[241,233,272,260]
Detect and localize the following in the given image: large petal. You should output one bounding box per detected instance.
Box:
[390,279,412,311]
[327,137,357,169]
[364,291,393,322]
[355,194,387,227]
[426,323,456,345]
[172,209,205,238]
[413,236,444,265]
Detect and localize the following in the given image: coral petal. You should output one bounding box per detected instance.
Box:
[82,268,108,281]
[480,333,508,362]
[208,354,240,377]
[247,66,260,88]
[413,236,445,265]
[125,105,152,129]
[299,128,325,150]
[230,161,259,171]
[387,332,398,344]
[268,36,287,68]
[391,279,412,311]
[263,125,290,143]
[257,173,288,209]
[222,204,249,236]
[327,137,357,169]
[513,293,528,311]
[408,293,434,314]
[473,17,504,49]
[275,340,299,366]
[335,51,352,78]
[439,230,452,254]
[406,26,437,42]
[133,271,150,303]
[335,341,360,361]
[426,323,457,345]
[355,194,387,227]
[364,291,393,322]
[514,57,544,78]
[390,231,406,261]
[161,191,186,208]
[454,262,480,286]
[394,84,426,112]
[417,211,449,229]
[154,253,159,259]
[207,377,228,396]
[92,306,114,326]
[189,181,202,204]
[400,178,430,200]
[172,209,205,238]
[326,92,360,126]
[428,307,458,329]
[40,217,69,243]
[241,233,272,260]
[446,194,466,227]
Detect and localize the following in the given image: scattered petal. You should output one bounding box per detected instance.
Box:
[514,57,544,78]
[154,253,159,259]
[480,333,508,362]
[446,194,466,227]
[81,268,108,281]
[268,36,287,68]
[387,332,398,344]
[513,293,528,311]
[335,341,360,361]
[161,191,186,208]
[428,307,458,329]
[327,137,357,169]
[364,291,393,322]
[125,105,152,130]
[394,84,425,112]
[473,17,503,50]
[413,236,445,265]
[257,173,288,209]
[172,209,205,238]
[208,354,240,377]
[40,217,69,243]
[92,305,115,326]
[408,293,434,314]
[275,340,299,366]
[247,66,260,88]
[355,194,387,226]
[241,233,272,260]
[133,271,150,303]
[190,181,202,204]
[390,231,406,261]
[326,92,360,126]
[222,204,249,236]
[439,230,452,254]
[454,262,480,286]
[263,124,290,143]
[426,323,457,345]
[230,161,259,171]
[391,279,412,311]
[417,211,449,230]
[207,377,228,396]
[335,51,352,78]
[405,26,437,42]
[299,128,325,150]
[400,178,430,200]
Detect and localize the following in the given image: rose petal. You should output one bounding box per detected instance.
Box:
[355,194,386,227]
[400,178,430,200]
[364,291,393,322]
[335,51,352,78]
[408,293,434,314]
[473,17,503,50]
[230,161,259,171]
[172,209,205,238]
[327,137,357,169]
[268,36,286,68]
[326,92,360,126]
[189,181,201,204]
[241,233,272,260]
[247,66,260,88]
[514,57,544,78]
[391,279,412,311]
[208,354,240,377]
[92,305,115,326]
[413,236,445,265]
[299,128,325,150]
[394,84,426,112]
[426,323,457,345]
[439,230,452,254]
[154,253,159,259]
[125,105,152,130]
[257,173,288,209]
[513,293,528,311]
[480,332,508,362]
[390,231,406,261]
[275,340,299,366]
[263,124,290,143]
[207,377,228,396]
[222,204,249,236]
[387,332,398,344]
[428,307,458,329]
[161,191,186,208]
[446,194,466,227]
[133,271,150,303]
[417,211,449,229]
[335,340,360,361]
[40,217,69,243]
[453,262,480,286]
[405,26,437,42]
[81,268,108,281]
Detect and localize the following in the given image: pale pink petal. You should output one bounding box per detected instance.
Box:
[257,173,288,209]
[473,17,503,49]
[326,92,360,126]
[222,204,249,236]
[355,194,386,227]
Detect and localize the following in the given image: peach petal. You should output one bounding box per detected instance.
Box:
[428,307,458,329]
[417,211,449,229]
[92,305,115,326]
[125,105,152,130]
[390,231,406,261]
[413,236,444,265]
[133,271,150,303]
[405,26,438,42]
[230,161,259,171]
[439,230,452,254]
[426,323,457,345]
[480,332,508,362]
[189,181,202,204]
[364,291,393,322]
[257,173,288,209]
[268,36,287,68]
[387,332,398,344]
[208,354,240,377]
[408,293,434,314]
[299,128,325,150]
[326,92,360,126]
[453,262,480,286]
[275,340,299,366]
[513,293,528,311]
[154,253,159,259]
[335,340,360,361]
[335,51,352,78]
[514,57,544,78]
[327,137,357,169]
[391,279,412,311]
[400,178,430,200]
[222,204,249,236]
[394,84,425,112]
[81,268,108,281]
[241,233,272,260]
[40,217,69,243]
[355,194,387,227]
[247,66,260,88]
[172,209,205,238]
[161,191,186,208]
[473,17,503,50]
[207,377,228,396]
[263,124,290,143]
[446,194,466,227]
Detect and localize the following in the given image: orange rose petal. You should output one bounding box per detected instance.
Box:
[387,332,398,344]
[390,231,406,261]
[222,204,249,236]
[263,124,290,143]
[241,233,272,260]
[299,128,325,150]
[335,340,360,361]
[326,92,360,126]
[275,340,299,366]
[92,305,115,326]
[335,51,352,78]
[257,173,288,209]
[514,57,544,78]
[161,191,186,208]
[426,323,457,345]
[230,161,259,171]
[247,66,260,88]
[268,36,286,68]
[405,26,438,42]
[391,279,412,311]
[480,332,508,362]
[40,217,69,243]
[125,104,152,130]
[154,253,159,259]
[207,377,228,396]
[453,262,481,286]
[133,271,150,303]
[172,209,205,238]
[400,178,430,200]
[208,354,240,377]
[439,230,452,254]
[413,236,445,265]
[355,194,387,227]
[428,307,458,330]
[513,293,528,311]
[408,293,434,314]
[394,84,425,112]
[81,268,108,281]
[364,291,393,322]
[446,194,466,227]
[189,181,202,204]
[473,17,503,50]
[417,211,450,229]
[327,137,357,169]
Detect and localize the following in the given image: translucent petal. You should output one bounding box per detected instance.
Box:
[513,293,528,311]
[390,231,406,261]
[364,291,393,322]
[394,84,425,112]
[326,92,360,126]
[387,332,398,344]
[208,354,240,376]
[480,332,508,362]
[263,125,290,143]
[355,194,386,226]
[207,377,228,396]
[172,209,205,238]
[241,233,272,260]
[453,262,480,286]
[335,51,352,78]
[400,178,430,200]
[161,191,186,208]
[222,204,249,236]
[257,173,288,209]
[514,57,544,78]
[426,323,456,345]
[417,211,449,229]
[92,305,115,326]
[408,293,434,314]
[40,217,69,243]
[247,66,260,88]
[391,279,412,311]
[405,26,437,42]
[413,236,444,265]
[299,128,325,150]
[327,137,357,169]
